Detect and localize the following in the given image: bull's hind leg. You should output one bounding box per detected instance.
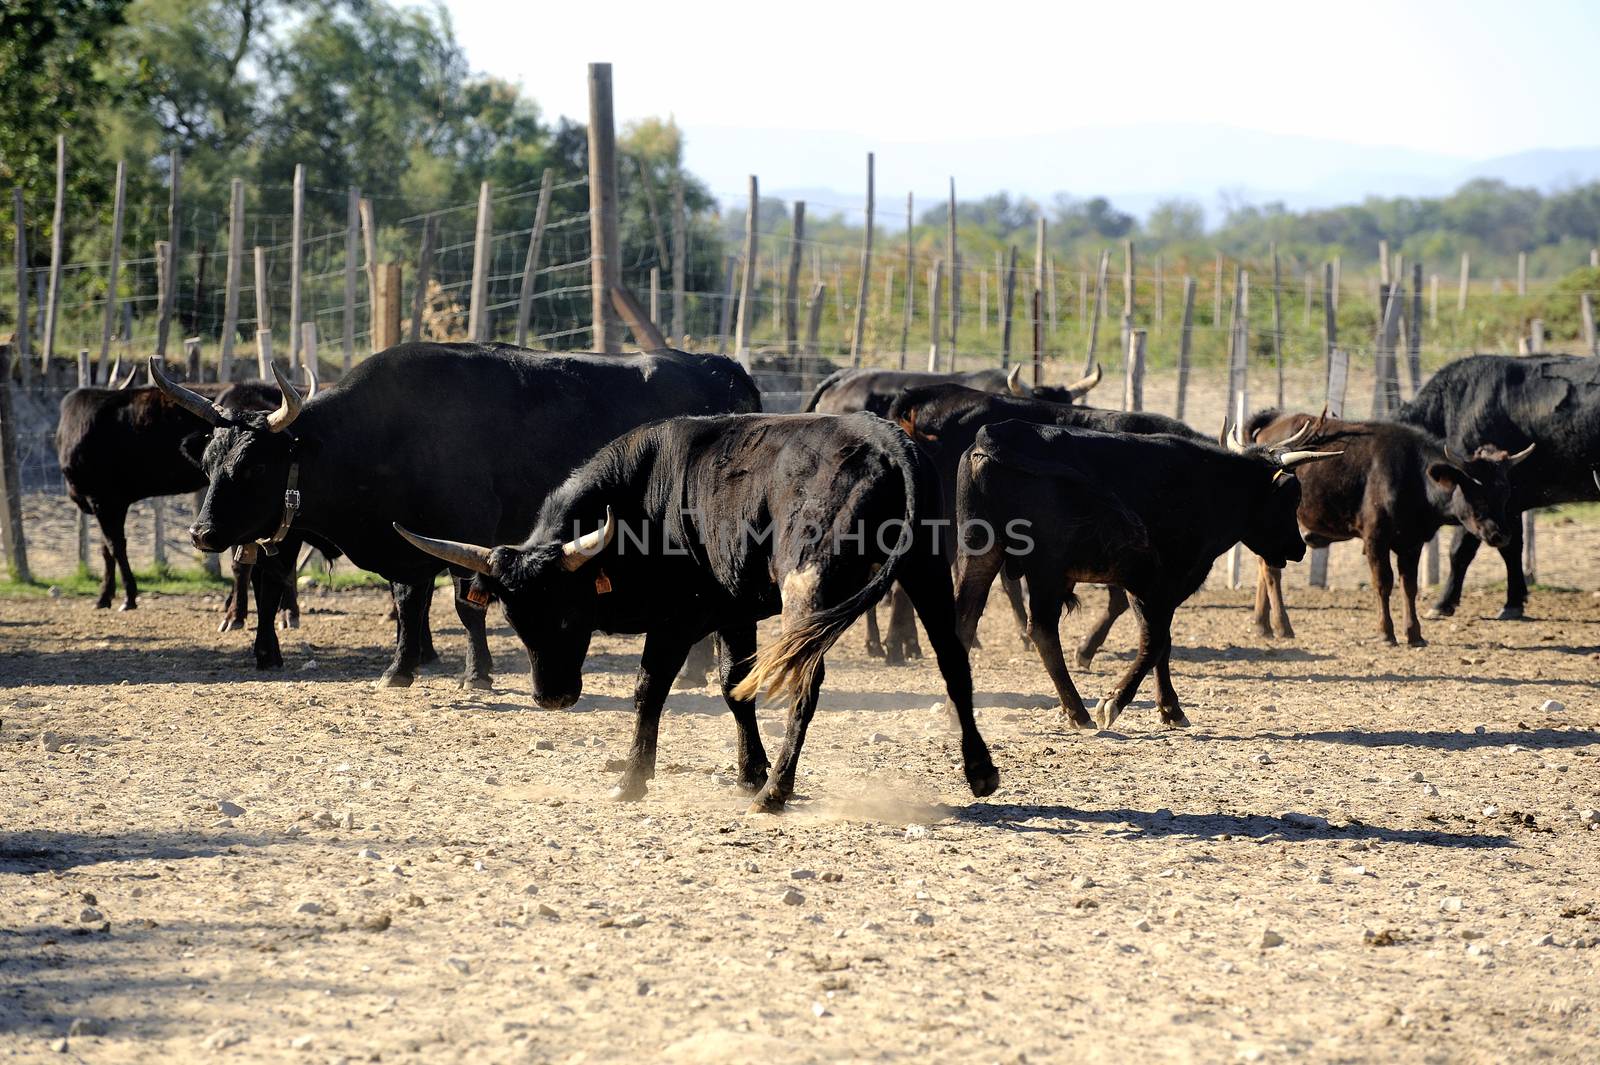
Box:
[1154,645,1189,728]
[883,586,922,664]
[1428,526,1479,619]
[1094,596,1172,730]
[863,601,885,659]
[748,662,825,814]
[610,630,694,801]
[1025,583,1094,730]
[96,542,118,610]
[953,542,1005,649]
[1365,541,1398,645]
[1253,558,1273,637]
[454,576,494,689]
[1001,573,1031,650]
[1075,586,1128,669]
[717,620,770,791]
[94,504,134,611]
[902,550,999,798]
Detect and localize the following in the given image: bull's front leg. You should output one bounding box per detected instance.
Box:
[883,586,922,664]
[1395,543,1426,647]
[1427,525,1479,618]
[611,630,695,801]
[716,621,769,791]
[454,576,494,689]
[378,577,433,686]
[1153,643,1189,728]
[1494,518,1528,621]
[250,562,286,670]
[1264,560,1294,638]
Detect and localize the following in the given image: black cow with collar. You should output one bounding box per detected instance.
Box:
[151,343,760,686]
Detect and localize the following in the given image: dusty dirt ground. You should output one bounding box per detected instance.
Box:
[4,542,1599,1064]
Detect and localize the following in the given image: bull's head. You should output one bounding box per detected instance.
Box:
[1429,443,1534,548]
[1015,363,1103,405]
[1223,419,1342,568]
[393,509,617,710]
[150,358,312,552]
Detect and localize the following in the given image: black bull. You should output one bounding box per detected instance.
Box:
[56,376,302,631]
[1398,354,1600,620]
[886,383,1204,666]
[152,343,761,687]
[395,411,999,814]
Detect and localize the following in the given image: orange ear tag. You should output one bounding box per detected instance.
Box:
[594,569,613,595]
[465,583,491,607]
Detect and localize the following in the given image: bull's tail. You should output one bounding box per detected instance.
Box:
[800,368,850,413]
[731,434,921,705]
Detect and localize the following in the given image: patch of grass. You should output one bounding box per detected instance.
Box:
[0,565,231,599]
[1548,501,1600,525]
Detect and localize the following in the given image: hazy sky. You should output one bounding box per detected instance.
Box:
[449,0,1597,155]
[447,0,1600,209]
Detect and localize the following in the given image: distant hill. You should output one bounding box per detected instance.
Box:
[683,123,1600,226]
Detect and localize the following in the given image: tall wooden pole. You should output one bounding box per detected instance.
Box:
[1032,218,1046,376]
[468,181,493,342]
[253,245,271,377]
[0,341,31,581]
[343,185,359,371]
[288,163,304,369]
[926,259,943,371]
[670,175,687,342]
[1175,276,1195,420]
[586,63,622,353]
[1000,245,1018,368]
[1270,241,1284,407]
[219,178,243,380]
[946,178,959,366]
[98,160,126,372]
[850,155,874,365]
[1083,248,1106,375]
[42,135,66,372]
[515,169,554,348]
[1517,251,1527,297]
[899,193,913,366]
[157,151,180,360]
[360,197,379,352]
[783,201,806,355]
[1458,253,1470,313]
[1407,261,1424,396]
[733,175,759,364]
[10,190,27,382]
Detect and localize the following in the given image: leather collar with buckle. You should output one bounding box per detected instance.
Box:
[232,462,301,564]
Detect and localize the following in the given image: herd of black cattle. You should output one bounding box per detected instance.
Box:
[52,343,1600,811]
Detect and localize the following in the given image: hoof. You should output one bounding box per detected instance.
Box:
[1254,624,1274,639]
[1406,635,1428,648]
[1063,709,1096,731]
[1073,652,1095,671]
[1018,637,1033,652]
[254,654,284,671]
[418,647,440,666]
[966,762,1000,798]
[1276,627,1296,640]
[1380,634,1398,646]
[608,779,648,802]
[278,613,300,630]
[745,793,788,815]
[117,601,137,612]
[95,599,112,610]
[1425,603,1456,620]
[864,639,886,659]
[218,616,244,633]
[377,671,415,688]
[1093,698,1124,730]
[460,674,493,691]
[1160,709,1192,729]
[737,765,771,793]
[1495,606,1526,622]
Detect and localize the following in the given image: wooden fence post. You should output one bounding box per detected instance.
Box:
[1529,318,1545,354]
[926,259,943,371]
[1084,248,1107,374]
[288,162,304,369]
[1226,267,1247,422]
[1308,346,1350,589]
[300,322,317,378]
[1227,386,1249,588]
[1517,251,1527,297]
[97,160,126,379]
[467,181,493,342]
[1175,275,1195,420]
[1047,255,1059,339]
[1303,269,1313,328]
[1457,253,1470,313]
[220,178,243,382]
[670,176,687,342]
[155,241,171,366]
[1270,242,1284,407]
[42,135,66,372]
[374,263,403,351]
[1154,254,1165,331]
[1323,261,1338,385]
[804,282,826,353]
[716,254,737,355]
[343,185,359,369]
[948,178,960,366]
[1000,245,1018,368]
[649,266,660,330]
[1123,329,1145,412]
[1407,261,1424,395]
[411,215,438,344]
[0,341,30,582]
[899,192,913,366]
[359,198,379,351]
[1581,293,1597,356]
[733,175,759,365]
[587,63,622,354]
[10,191,28,384]
[1031,218,1045,375]
[1120,239,1134,357]
[1372,282,1404,416]
[1523,511,1537,587]
[850,155,875,365]
[253,245,270,376]
[783,200,805,355]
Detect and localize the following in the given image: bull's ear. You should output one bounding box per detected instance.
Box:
[179,432,208,469]
[1427,462,1463,491]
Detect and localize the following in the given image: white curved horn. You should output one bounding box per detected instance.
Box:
[392,523,495,575]
[1507,442,1535,465]
[1275,418,1315,450]
[560,506,616,572]
[1278,449,1343,469]
[1006,365,1029,396]
[302,361,318,400]
[1065,362,1103,397]
[265,362,304,433]
[1226,422,1249,454]
[148,357,224,425]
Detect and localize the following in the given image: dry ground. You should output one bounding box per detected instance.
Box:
[3,547,1599,1064]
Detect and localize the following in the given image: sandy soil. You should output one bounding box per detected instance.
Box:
[3,566,1598,1062]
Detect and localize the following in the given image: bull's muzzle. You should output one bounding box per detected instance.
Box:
[189,522,224,553]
